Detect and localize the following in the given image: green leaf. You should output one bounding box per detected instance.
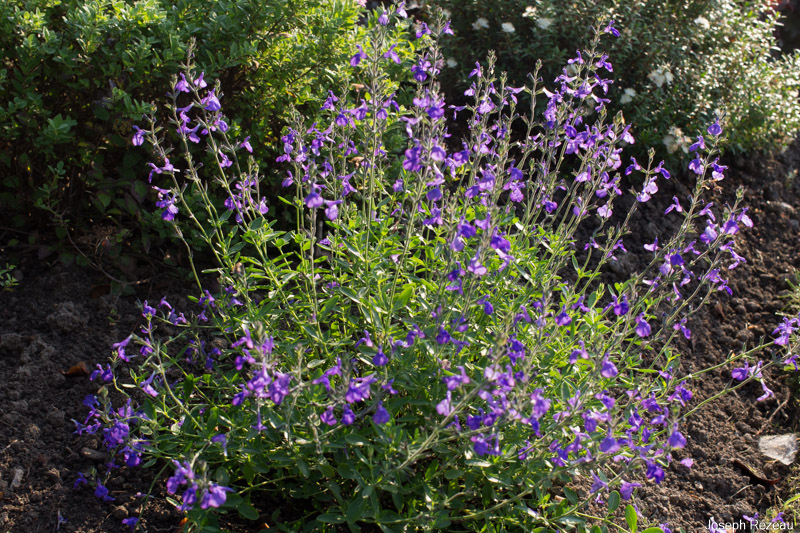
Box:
[297,459,310,478]
[392,284,414,311]
[237,500,259,520]
[563,487,578,505]
[641,528,664,533]
[346,497,365,523]
[337,463,359,480]
[317,513,345,524]
[444,469,464,480]
[608,490,620,512]
[625,504,638,533]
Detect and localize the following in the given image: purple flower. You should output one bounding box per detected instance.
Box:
[689,135,705,152]
[373,348,388,366]
[94,483,115,502]
[688,157,704,175]
[635,314,651,338]
[530,388,550,420]
[604,20,620,37]
[732,362,751,381]
[668,424,686,448]
[200,483,233,509]
[600,355,618,378]
[174,73,190,93]
[122,517,139,531]
[620,481,641,500]
[555,309,572,326]
[74,472,88,489]
[203,90,221,112]
[646,461,665,484]
[591,472,608,493]
[350,45,367,66]
[305,191,324,208]
[268,372,292,405]
[321,406,337,426]
[132,126,145,146]
[600,435,620,454]
[373,402,390,424]
[342,405,356,425]
[345,376,376,403]
[708,119,722,136]
[436,391,453,416]
[240,136,253,153]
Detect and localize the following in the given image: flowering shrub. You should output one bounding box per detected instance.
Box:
[0,0,367,269]
[429,0,800,162]
[76,5,800,532]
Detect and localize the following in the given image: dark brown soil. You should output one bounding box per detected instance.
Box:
[2,137,800,532]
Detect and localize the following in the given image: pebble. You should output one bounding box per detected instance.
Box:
[694,481,704,492]
[112,506,129,520]
[23,424,40,442]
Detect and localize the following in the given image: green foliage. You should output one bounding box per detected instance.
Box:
[0,263,19,290]
[0,0,365,269]
[429,0,800,162]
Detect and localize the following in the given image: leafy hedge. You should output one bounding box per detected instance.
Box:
[0,0,365,265]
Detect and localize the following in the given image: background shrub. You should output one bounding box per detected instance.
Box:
[427,0,800,161]
[0,0,366,268]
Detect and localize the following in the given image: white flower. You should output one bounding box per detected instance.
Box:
[501,22,515,33]
[663,134,679,153]
[648,69,666,88]
[694,16,710,30]
[446,57,458,68]
[472,17,489,30]
[620,88,637,104]
[536,17,552,30]
[664,70,674,85]
[523,6,536,18]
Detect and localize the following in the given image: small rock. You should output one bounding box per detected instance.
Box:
[45,301,88,333]
[23,424,40,442]
[80,447,106,461]
[47,409,65,427]
[112,506,129,520]
[10,467,23,490]
[46,468,61,482]
[694,481,704,492]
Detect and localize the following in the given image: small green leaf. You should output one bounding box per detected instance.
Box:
[563,487,578,505]
[641,528,664,533]
[237,500,259,520]
[337,463,358,480]
[625,504,638,533]
[393,284,414,311]
[608,490,620,512]
[346,497,365,523]
[317,513,345,524]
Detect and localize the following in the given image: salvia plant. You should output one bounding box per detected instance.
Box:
[75,4,800,532]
